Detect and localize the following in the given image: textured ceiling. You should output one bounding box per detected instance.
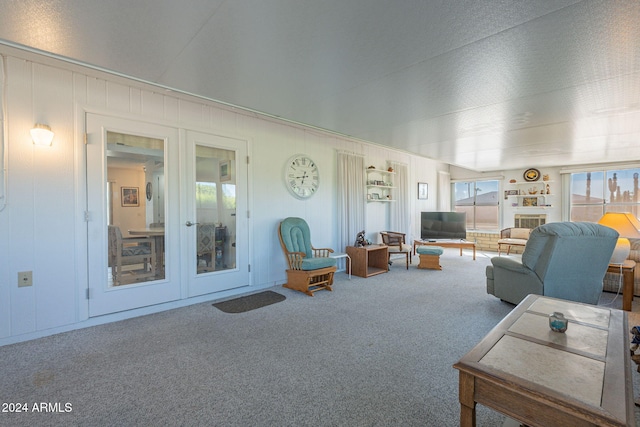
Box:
[1,0,639,172]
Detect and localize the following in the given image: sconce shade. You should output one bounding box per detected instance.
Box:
[31,123,54,146]
[598,212,640,265]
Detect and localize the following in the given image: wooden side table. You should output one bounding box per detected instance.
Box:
[345,245,388,278]
[607,259,636,311]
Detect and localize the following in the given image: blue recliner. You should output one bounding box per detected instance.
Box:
[486,222,618,305]
[278,217,337,296]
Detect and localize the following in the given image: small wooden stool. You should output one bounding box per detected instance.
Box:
[417,246,444,270]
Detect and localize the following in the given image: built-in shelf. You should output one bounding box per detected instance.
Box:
[366,168,395,202]
[506,179,553,207]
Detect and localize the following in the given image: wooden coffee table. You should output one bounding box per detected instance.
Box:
[413,239,476,260]
[453,295,633,426]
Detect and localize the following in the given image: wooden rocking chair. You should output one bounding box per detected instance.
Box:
[278,217,337,296]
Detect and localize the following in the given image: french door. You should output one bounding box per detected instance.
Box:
[184,130,249,297]
[86,114,250,316]
[86,114,181,316]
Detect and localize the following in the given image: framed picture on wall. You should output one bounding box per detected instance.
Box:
[418,182,428,200]
[121,187,139,207]
[220,161,231,182]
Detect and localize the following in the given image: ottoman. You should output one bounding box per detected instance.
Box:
[417,246,444,270]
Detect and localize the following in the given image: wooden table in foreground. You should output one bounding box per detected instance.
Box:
[413,239,476,260]
[453,294,633,427]
[607,260,636,311]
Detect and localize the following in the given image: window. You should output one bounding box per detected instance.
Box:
[570,168,640,222]
[453,180,499,230]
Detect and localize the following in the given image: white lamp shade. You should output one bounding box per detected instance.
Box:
[30,124,54,146]
[598,212,640,238]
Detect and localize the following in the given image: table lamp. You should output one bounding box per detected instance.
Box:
[597,212,640,265]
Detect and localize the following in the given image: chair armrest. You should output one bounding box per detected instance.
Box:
[491,256,529,274]
[312,247,334,257]
[628,249,640,262]
[490,256,542,304]
[286,251,307,269]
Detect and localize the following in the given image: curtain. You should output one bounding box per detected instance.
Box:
[337,151,365,250]
[438,171,451,211]
[0,55,5,212]
[389,161,409,234]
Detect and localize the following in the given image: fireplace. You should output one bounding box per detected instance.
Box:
[514,214,546,229]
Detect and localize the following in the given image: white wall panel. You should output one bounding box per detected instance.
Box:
[0,47,445,344]
[7,57,37,336]
[140,90,166,120]
[130,87,142,115]
[32,63,77,329]
[86,77,107,107]
[0,54,8,337]
[106,81,131,112]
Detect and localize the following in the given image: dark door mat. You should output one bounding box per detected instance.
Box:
[213,291,286,313]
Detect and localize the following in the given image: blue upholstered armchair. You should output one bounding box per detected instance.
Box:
[486,222,618,305]
[278,217,337,296]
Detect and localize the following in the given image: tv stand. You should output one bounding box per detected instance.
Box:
[413,239,476,260]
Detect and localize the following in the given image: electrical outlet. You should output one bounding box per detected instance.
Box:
[18,271,32,287]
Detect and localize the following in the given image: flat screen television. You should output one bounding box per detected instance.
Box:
[420,212,467,240]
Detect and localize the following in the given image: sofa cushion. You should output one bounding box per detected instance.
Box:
[301,256,336,271]
[510,228,531,239]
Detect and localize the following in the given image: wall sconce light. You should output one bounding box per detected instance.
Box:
[30,123,54,146]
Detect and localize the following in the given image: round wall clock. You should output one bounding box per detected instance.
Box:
[285,154,320,199]
[523,168,540,182]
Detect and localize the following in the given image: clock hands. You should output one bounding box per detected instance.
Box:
[290,167,310,184]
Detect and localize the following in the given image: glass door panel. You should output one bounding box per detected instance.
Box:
[186,130,248,297]
[106,131,166,285]
[196,146,236,273]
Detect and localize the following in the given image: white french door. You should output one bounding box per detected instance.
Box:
[86,114,181,316]
[183,130,250,297]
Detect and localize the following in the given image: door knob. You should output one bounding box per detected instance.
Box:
[185,221,200,227]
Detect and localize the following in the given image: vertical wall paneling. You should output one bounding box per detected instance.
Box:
[86,77,107,108]
[0,55,8,338]
[141,90,166,120]
[32,63,77,329]
[130,88,142,114]
[8,58,37,335]
[0,47,446,344]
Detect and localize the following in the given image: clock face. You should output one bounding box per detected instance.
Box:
[285,155,320,199]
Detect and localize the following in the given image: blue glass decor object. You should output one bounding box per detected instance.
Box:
[549,312,568,333]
